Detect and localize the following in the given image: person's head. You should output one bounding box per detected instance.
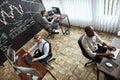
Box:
[34,35,42,43]
[41,10,46,16]
[85,26,94,37]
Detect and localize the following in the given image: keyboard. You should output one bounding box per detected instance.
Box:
[111,48,120,59]
[54,14,61,17]
[24,56,34,65]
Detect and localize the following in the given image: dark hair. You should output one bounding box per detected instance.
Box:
[84,26,91,32]
[41,10,46,16]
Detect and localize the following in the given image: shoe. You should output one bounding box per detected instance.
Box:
[51,29,59,34]
[54,30,59,34]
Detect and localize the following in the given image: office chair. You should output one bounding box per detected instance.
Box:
[33,13,59,38]
[34,40,55,69]
[78,34,97,66]
[12,64,42,80]
[14,66,57,80]
[38,21,59,38]
[78,34,99,80]
[78,34,100,80]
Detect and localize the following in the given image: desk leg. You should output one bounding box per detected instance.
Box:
[59,24,64,35]
[95,63,99,80]
[97,69,99,80]
[64,15,70,35]
[48,71,56,80]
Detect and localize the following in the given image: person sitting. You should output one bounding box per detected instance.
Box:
[81,26,116,63]
[23,35,50,63]
[41,10,59,31]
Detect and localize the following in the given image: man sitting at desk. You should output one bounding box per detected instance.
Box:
[41,10,59,31]
[23,35,50,63]
[82,26,116,63]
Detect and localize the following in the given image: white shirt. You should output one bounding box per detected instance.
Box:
[28,39,49,60]
[82,32,104,58]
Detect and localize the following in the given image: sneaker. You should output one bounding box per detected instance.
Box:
[55,30,59,33]
[52,29,59,34]
[54,30,59,34]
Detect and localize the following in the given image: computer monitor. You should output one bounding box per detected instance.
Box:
[52,7,61,14]
[47,10,54,16]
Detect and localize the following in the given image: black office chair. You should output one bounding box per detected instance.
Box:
[38,22,59,38]
[78,34,107,80]
[33,13,59,38]
[34,40,55,69]
[78,34,97,66]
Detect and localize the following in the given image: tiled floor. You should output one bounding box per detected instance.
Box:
[0,26,118,80]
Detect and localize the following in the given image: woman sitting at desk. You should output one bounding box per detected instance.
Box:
[41,10,59,30]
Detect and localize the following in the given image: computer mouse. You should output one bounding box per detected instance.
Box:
[105,62,112,68]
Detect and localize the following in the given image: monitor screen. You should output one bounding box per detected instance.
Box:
[52,7,61,14]
[47,10,54,16]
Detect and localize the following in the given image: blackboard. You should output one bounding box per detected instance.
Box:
[0,0,44,64]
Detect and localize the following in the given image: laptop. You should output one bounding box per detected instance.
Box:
[24,56,34,65]
[111,48,120,59]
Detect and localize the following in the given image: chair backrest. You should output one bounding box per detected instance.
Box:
[33,13,52,33]
[13,64,42,77]
[45,40,52,57]
[34,40,52,57]
[6,46,16,63]
[38,21,51,33]
[11,62,42,80]
[78,34,93,60]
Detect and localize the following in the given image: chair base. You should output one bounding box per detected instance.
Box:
[84,60,95,67]
[44,58,56,70]
[48,71,57,80]
[47,30,59,38]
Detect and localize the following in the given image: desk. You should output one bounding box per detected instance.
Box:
[15,49,54,80]
[58,14,71,35]
[48,14,71,35]
[97,38,120,80]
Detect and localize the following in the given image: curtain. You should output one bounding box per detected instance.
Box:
[42,0,120,33]
[92,0,120,33]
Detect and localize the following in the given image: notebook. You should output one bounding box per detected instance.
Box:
[24,56,34,65]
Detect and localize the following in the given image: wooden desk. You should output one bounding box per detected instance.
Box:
[15,49,48,80]
[97,38,120,80]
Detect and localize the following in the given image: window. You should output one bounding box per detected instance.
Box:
[104,0,118,15]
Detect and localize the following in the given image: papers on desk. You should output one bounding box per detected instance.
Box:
[111,48,120,59]
[54,14,61,17]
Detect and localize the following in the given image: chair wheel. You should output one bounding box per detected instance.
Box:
[85,64,87,67]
